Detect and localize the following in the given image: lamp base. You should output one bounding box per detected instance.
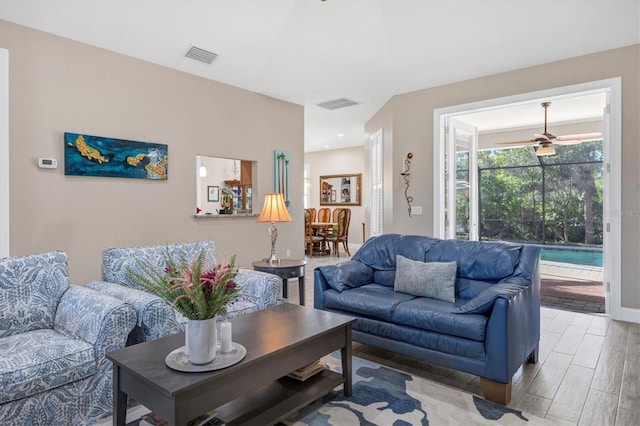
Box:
[266,253,280,265]
[266,221,280,265]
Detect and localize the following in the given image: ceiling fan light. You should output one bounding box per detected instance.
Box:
[536,145,556,156]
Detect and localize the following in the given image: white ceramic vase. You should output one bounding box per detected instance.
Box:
[185,318,217,364]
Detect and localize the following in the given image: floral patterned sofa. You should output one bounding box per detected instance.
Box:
[0,251,137,426]
[86,241,281,344]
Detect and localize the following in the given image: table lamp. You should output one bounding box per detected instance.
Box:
[256,193,292,265]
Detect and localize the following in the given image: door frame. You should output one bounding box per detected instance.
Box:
[446,117,479,241]
[433,78,622,320]
[0,48,8,257]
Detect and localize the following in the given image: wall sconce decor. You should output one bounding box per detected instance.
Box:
[400,152,414,217]
[274,151,291,208]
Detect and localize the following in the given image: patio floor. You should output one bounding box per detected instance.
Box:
[540,260,605,313]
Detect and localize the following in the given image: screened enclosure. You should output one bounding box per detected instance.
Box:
[455,140,604,247]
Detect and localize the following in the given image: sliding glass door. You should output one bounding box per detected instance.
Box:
[445,118,478,240]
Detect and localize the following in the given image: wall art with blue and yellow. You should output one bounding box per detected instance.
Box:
[64,132,168,180]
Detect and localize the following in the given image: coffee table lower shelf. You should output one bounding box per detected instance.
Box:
[215,369,343,426]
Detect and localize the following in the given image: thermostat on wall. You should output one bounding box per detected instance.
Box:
[38,158,57,169]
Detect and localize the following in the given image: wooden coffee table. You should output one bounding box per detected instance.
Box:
[108,304,355,426]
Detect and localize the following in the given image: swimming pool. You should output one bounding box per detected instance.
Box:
[539,247,603,267]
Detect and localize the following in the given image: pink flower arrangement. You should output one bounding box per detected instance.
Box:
[129,249,241,320]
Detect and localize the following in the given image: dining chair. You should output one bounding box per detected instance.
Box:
[326,208,351,257]
[317,208,331,223]
[320,207,342,238]
[331,208,342,223]
[307,207,317,223]
[304,209,325,257]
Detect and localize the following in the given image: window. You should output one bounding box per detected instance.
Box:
[303,164,311,209]
[370,130,383,236]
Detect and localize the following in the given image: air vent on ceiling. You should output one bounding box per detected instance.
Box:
[185,46,218,64]
[316,98,360,110]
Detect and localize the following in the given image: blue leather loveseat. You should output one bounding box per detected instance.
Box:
[314,234,541,405]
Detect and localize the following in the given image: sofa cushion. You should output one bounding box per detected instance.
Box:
[221,296,260,319]
[456,277,492,299]
[452,283,527,314]
[318,260,373,292]
[0,329,96,404]
[0,251,70,338]
[373,269,396,287]
[352,234,440,270]
[426,240,522,281]
[324,284,415,322]
[349,315,486,360]
[392,297,487,341]
[394,256,456,302]
[101,241,216,288]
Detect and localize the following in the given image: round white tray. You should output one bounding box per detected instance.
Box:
[165,342,246,372]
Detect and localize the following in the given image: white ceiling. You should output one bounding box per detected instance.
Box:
[1,0,638,152]
[457,92,607,133]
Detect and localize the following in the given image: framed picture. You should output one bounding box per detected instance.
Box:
[331,190,337,202]
[64,132,168,180]
[207,186,220,202]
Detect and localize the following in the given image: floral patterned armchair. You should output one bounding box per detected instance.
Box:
[0,251,137,426]
[86,241,281,345]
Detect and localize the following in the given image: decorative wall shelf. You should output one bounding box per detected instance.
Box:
[194,213,259,219]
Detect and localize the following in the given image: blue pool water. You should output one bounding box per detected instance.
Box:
[540,247,603,267]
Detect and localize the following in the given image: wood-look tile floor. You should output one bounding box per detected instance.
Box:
[96,251,637,425]
[294,251,640,425]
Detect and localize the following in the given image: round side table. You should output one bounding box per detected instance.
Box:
[252,259,307,305]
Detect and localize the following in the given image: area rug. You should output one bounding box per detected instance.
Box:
[281,353,557,426]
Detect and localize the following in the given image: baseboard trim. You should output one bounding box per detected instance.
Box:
[618,306,640,324]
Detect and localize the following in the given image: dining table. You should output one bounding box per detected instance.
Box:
[311,222,337,233]
[310,222,337,255]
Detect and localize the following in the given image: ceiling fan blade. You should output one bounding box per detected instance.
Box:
[553,139,582,146]
[556,132,602,141]
[534,133,551,141]
[495,140,537,145]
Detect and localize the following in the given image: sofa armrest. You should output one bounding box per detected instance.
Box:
[314,267,331,310]
[499,245,541,285]
[484,284,540,383]
[234,269,281,309]
[86,281,185,341]
[452,283,527,314]
[54,285,137,360]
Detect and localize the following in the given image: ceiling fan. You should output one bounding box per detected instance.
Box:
[497,102,602,156]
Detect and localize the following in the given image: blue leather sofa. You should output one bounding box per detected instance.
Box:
[0,251,137,426]
[314,234,541,405]
[87,241,282,345]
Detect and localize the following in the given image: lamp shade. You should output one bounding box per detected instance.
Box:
[256,193,292,223]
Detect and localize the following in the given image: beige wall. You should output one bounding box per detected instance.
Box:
[365,44,640,310]
[0,20,304,283]
[305,146,366,246]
